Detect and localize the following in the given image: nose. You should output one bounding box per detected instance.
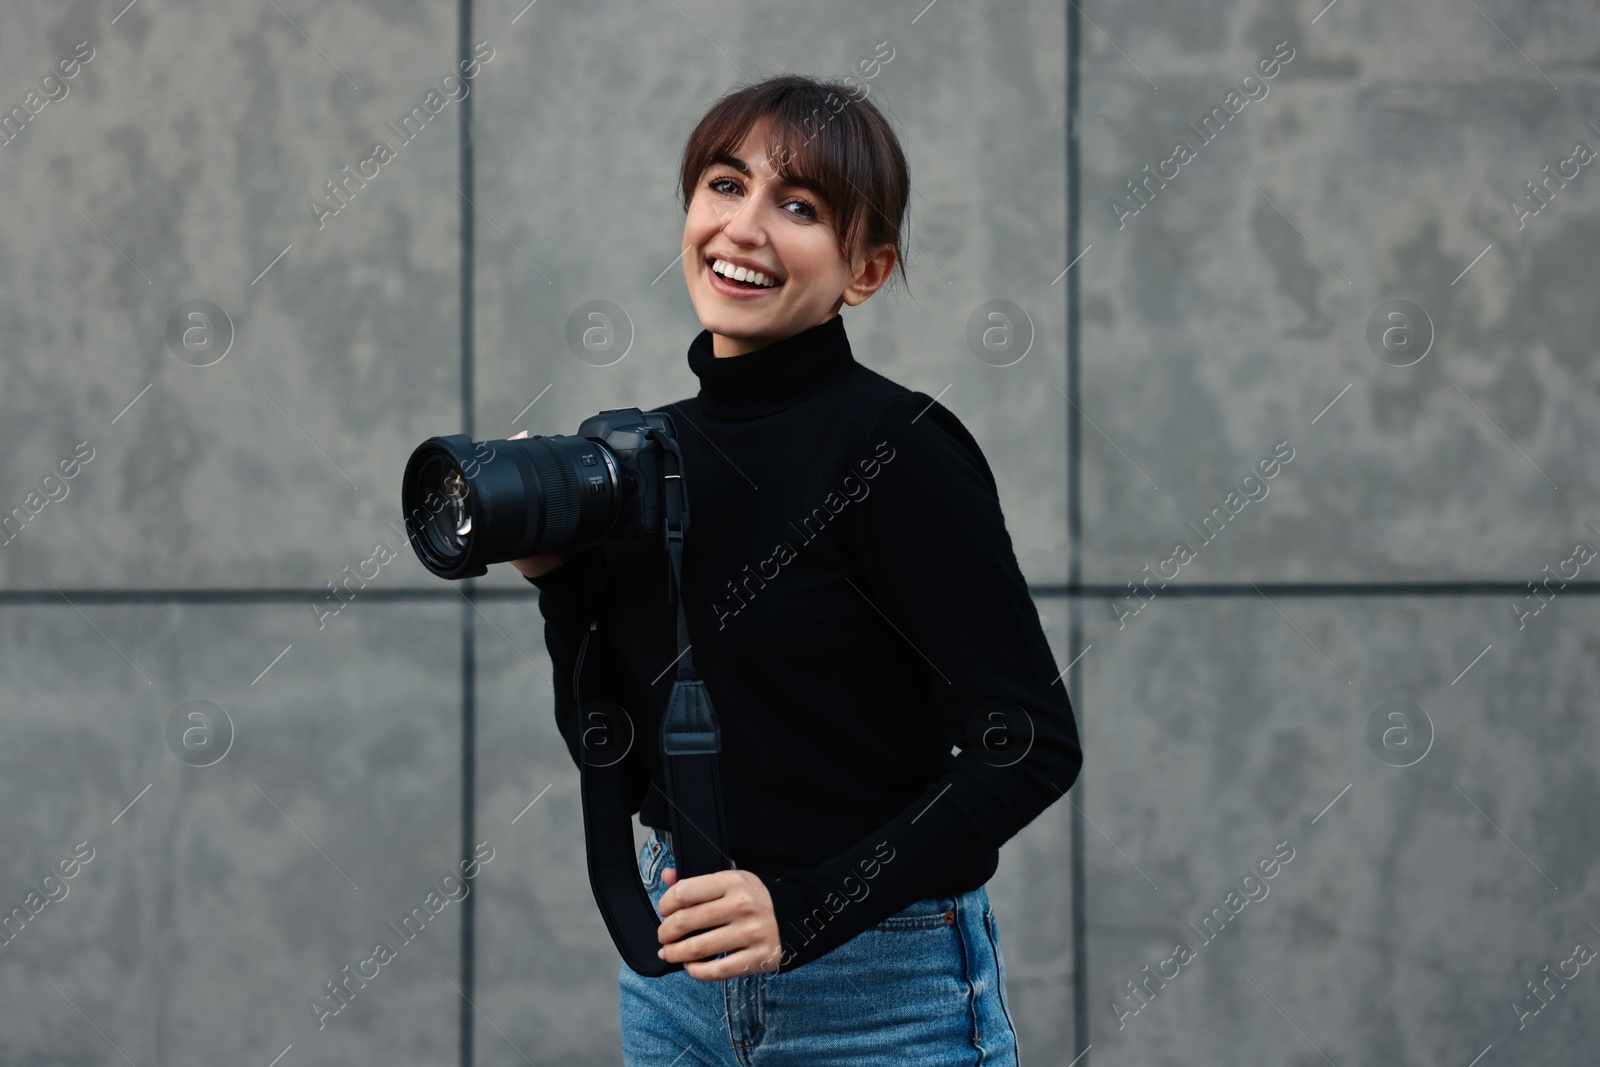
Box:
[718,194,767,248]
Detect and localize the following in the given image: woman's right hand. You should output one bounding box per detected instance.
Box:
[504,431,573,580]
[510,550,573,580]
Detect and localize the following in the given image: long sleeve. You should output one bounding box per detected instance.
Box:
[754,390,1084,972]
[527,546,649,814]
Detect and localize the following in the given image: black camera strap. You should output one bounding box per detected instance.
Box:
[648,428,733,886]
[568,426,731,978]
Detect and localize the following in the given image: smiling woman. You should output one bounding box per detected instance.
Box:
[675,73,911,356]
[521,72,1081,1067]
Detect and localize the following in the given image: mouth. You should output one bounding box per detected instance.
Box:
[705,256,783,298]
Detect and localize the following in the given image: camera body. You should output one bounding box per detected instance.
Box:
[572,407,678,548]
[401,407,680,580]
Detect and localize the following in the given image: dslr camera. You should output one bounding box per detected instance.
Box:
[401,408,684,580]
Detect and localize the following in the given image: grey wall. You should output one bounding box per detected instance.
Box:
[0,0,1593,1065]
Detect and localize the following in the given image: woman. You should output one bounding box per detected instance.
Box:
[513,74,1081,1065]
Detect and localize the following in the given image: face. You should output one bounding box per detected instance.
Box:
[681,118,896,357]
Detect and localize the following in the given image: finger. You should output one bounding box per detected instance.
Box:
[658,896,725,938]
[661,924,740,966]
[685,946,780,982]
[509,430,529,440]
[656,870,705,916]
[663,870,740,910]
[658,870,740,918]
[658,893,743,944]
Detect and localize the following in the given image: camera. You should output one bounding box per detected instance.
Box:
[401,407,683,580]
[404,405,725,976]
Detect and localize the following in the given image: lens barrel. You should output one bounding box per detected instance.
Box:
[401,432,621,579]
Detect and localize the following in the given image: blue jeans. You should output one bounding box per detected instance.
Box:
[618,826,1021,1065]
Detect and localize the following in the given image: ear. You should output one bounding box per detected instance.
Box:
[840,243,897,307]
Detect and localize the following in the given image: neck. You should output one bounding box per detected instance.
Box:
[687,312,857,420]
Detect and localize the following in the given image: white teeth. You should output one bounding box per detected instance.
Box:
[711,258,777,288]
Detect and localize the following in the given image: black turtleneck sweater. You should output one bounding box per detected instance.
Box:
[528,312,1082,972]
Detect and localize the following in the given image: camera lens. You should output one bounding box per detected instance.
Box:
[443,471,472,536]
[411,454,473,564]
[401,431,622,580]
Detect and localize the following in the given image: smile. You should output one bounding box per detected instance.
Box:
[707,256,782,295]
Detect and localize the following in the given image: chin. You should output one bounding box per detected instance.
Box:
[694,299,779,338]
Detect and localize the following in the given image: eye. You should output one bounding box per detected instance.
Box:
[704,173,821,222]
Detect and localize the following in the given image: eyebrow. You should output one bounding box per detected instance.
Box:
[708,150,830,203]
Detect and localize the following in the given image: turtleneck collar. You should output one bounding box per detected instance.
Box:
[687,313,857,420]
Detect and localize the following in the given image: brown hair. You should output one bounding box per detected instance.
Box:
[677,74,911,296]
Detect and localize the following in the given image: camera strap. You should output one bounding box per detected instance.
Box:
[647,428,733,885]
[567,426,731,978]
